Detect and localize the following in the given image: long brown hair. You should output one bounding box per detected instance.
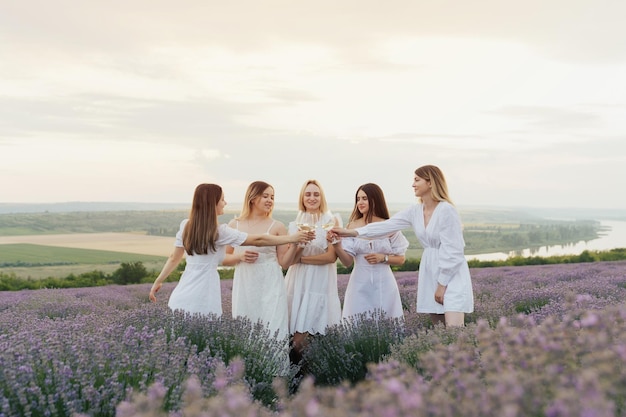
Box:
[348,183,390,225]
[183,183,222,254]
[415,165,453,205]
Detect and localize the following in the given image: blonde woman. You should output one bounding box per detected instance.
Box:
[284,179,342,361]
[222,181,290,340]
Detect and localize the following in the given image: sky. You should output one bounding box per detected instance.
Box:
[1,0,625,210]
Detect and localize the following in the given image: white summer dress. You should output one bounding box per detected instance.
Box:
[168,219,247,316]
[356,202,474,314]
[284,218,342,335]
[341,230,409,320]
[231,220,290,341]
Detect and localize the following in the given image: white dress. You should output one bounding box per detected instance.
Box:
[341,231,409,320]
[284,219,342,335]
[231,220,290,341]
[356,202,474,314]
[168,219,247,316]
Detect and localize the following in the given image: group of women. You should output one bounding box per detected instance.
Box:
[149,164,474,362]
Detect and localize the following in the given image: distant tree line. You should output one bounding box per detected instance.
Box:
[2,248,625,292]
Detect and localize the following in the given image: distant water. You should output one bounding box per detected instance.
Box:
[468,220,626,261]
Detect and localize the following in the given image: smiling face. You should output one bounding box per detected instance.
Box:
[302,183,321,212]
[252,186,275,215]
[356,189,370,216]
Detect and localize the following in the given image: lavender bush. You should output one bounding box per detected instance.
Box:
[1,261,625,416]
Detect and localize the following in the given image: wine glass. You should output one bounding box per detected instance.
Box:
[321,211,343,244]
[295,211,315,232]
[295,211,317,246]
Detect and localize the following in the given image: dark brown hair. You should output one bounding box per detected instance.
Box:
[183,183,222,254]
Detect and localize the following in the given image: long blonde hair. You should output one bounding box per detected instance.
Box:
[297,179,329,213]
[236,181,274,220]
[415,165,454,205]
[183,183,222,254]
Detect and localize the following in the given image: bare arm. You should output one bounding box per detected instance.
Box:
[301,243,338,265]
[280,243,305,268]
[331,227,359,238]
[273,222,303,269]
[332,240,354,267]
[243,229,312,247]
[149,246,185,302]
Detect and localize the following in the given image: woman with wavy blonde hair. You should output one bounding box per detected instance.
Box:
[222,181,291,341]
[285,179,341,362]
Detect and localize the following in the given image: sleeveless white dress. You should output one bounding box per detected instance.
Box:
[284,218,342,335]
[231,220,290,341]
[168,219,247,316]
[341,230,409,320]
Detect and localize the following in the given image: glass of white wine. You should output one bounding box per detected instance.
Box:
[321,211,343,244]
[295,211,318,246]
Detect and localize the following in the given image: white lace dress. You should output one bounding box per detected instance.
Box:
[167,219,247,316]
[231,220,290,341]
[284,219,342,335]
[341,231,409,320]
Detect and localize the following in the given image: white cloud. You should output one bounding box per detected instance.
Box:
[1,0,626,209]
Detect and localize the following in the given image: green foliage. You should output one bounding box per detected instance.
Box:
[0,210,189,236]
[112,261,148,285]
[388,325,468,372]
[514,297,550,314]
[0,243,166,266]
[462,220,600,255]
[166,312,292,407]
[0,262,159,290]
[302,312,405,386]
[466,248,626,268]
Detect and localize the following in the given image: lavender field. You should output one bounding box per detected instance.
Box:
[2,261,626,416]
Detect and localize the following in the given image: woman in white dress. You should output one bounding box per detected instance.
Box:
[284,179,342,361]
[332,183,409,321]
[149,183,313,316]
[222,181,291,341]
[332,166,474,327]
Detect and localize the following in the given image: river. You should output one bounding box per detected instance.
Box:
[467,220,626,262]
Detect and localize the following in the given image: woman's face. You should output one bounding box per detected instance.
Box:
[302,183,321,212]
[252,186,274,214]
[356,189,369,215]
[217,193,227,215]
[413,175,430,198]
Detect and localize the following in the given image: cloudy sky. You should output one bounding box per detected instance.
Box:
[1,0,625,210]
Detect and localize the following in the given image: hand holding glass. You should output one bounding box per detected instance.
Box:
[322,212,343,244]
[296,211,318,246]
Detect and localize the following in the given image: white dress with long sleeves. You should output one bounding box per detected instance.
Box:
[231,220,290,340]
[284,217,342,335]
[341,231,409,320]
[356,202,474,314]
[168,219,247,316]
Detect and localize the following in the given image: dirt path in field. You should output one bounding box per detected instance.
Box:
[0,233,174,257]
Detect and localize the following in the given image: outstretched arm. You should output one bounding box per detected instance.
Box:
[243,229,314,247]
[149,247,185,302]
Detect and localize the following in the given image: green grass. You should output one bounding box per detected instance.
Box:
[0,243,167,266]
